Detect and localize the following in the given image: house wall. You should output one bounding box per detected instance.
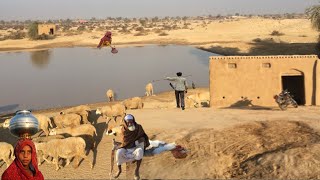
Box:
[38,24,56,35]
[209,55,320,107]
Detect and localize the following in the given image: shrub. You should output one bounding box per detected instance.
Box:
[153,28,162,33]
[77,25,86,31]
[37,33,54,40]
[9,31,26,39]
[28,22,39,40]
[64,31,82,36]
[134,32,148,36]
[270,30,284,36]
[62,25,71,32]
[91,36,100,39]
[158,32,169,36]
[135,27,144,32]
[252,38,262,42]
[96,26,105,31]
[119,27,131,34]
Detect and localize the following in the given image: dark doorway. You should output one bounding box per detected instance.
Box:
[49,28,54,35]
[282,75,305,105]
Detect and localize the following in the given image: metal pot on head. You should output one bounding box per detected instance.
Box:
[9,110,39,139]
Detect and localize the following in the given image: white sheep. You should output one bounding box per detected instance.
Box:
[122,97,144,110]
[49,124,97,137]
[34,137,92,171]
[60,105,91,124]
[186,92,210,107]
[33,114,54,137]
[52,113,82,128]
[106,89,115,102]
[2,119,10,129]
[0,142,14,168]
[96,104,126,122]
[145,83,154,96]
[3,114,53,137]
[49,124,97,151]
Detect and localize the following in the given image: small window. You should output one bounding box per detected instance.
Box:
[228,63,237,69]
[262,63,271,68]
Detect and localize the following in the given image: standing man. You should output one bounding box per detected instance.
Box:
[113,114,150,180]
[165,72,188,110]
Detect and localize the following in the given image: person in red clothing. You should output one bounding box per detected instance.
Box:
[1,138,44,180]
[97,31,118,54]
[97,31,112,48]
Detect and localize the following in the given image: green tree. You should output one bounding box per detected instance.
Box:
[139,19,147,27]
[28,22,39,40]
[306,5,320,31]
[306,4,320,57]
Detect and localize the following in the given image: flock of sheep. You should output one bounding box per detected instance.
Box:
[0,82,210,171]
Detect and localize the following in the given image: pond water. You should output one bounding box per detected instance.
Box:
[0,45,218,113]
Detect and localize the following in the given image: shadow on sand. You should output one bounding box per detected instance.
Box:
[223,98,273,111]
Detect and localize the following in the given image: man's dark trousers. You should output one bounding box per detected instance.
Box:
[175,90,185,109]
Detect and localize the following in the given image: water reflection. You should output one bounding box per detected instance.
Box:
[30,50,51,68]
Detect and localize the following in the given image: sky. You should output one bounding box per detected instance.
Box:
[0,0,319,21]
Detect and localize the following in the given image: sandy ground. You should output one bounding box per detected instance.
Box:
[0,88,320,179]
[0,18,318,55]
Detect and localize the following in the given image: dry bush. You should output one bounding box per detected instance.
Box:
[64,31,82,36]
[134,31,148,36]
[162,25,172,31]
[152,28,162,33]
[62,25,71,32]
[77,25,86,31]
[119,27,131,34]
[96,26,105,31]
[158,32,169,36]
[132,24,139,28]
[2,31,26,40]
[135,26,144,32]
[91,36,100,39]
[252,38,262,42]
[37,33,55,40]
[270,30,284,36]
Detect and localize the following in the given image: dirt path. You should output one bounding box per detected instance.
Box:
[1,89,320,179]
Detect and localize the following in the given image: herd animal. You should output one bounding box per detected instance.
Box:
[0,142,14,168]
[35,137,92,171]
[145,83,154,96]
[106,89,115,102]
[0,84,209,171]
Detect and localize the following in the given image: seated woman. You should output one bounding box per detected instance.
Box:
[1,138,44,180]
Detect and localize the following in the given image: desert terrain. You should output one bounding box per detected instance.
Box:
[0,16,320,179]
[0,16,318,56]
[0,88,320,179]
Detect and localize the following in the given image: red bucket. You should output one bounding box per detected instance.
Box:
[171,145,188,159]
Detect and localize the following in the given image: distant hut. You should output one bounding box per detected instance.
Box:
[38,24,56,35]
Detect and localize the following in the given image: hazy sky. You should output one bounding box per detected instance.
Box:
[0,0,318,20]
